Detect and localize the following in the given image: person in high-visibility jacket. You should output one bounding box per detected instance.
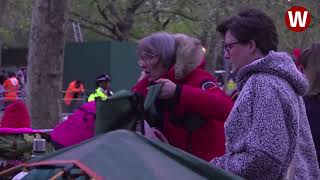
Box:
[3,72,19,107]
[64,80,85,106]
[88,74,113,102]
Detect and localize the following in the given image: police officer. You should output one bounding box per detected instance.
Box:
[88,74,113,102]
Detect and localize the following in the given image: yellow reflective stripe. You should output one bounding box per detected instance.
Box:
[87,88,108,102]
[96,88,108,100]
[87,94,96,102]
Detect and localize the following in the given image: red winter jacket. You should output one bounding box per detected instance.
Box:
[133,34,233,161]
[132,60,233,161]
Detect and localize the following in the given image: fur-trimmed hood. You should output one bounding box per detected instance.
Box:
[173,34,205,80]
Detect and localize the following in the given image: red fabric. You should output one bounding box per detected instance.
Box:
[293,48,304,72]
[293,48,301,59]
[132,62,234,161]
[0,100,31,128]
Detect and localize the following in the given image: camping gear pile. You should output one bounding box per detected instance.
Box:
[1,130,243,180]
[0,129,53,179]
[0,85,243,179]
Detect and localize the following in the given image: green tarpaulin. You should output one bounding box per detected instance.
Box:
[21,130,243,180]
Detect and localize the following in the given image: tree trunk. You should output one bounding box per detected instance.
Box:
[27,0,69,129]
[0,0,9,23]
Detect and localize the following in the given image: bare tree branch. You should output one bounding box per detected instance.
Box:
[78,22,116,40]
[92,0,121,27]
[135,9,152,15]
[70,0,199,41]
[162,18,171,30]
[131,0,147,12]
[160,9,200,21]
[107,0,122,23]
[93,0,108,19]
[70,11,114,32]
[136,9,199,21]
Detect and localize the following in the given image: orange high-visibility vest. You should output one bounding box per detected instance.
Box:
[64,81,85,106]
[3,77,19,101]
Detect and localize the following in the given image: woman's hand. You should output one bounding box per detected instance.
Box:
[154,78,176,99]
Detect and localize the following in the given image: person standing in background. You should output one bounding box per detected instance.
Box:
[0,71,7,110]
[3,72,19,107]
[88,74,113,102]
[298,43,320,168]
[64,80,85,113]
[16,68,27,98]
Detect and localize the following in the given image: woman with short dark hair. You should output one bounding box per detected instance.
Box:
[210,8,320,179]
[132,32,234,161]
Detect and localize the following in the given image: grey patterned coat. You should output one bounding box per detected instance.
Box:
[211,51,320,180]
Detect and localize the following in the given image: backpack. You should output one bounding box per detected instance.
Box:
[95,83,165,135]
[95,90,145,135]
[95,83,205,135]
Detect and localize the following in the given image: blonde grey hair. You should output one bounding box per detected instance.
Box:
[137,32,176,69]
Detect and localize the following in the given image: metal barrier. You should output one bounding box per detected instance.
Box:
[0,90,93,121]
[59,97,87,120]
[0,98,26,111]
[60,90,91,114]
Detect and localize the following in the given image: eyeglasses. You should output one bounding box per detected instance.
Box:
[224,41,241,55]
[138,53,156,66]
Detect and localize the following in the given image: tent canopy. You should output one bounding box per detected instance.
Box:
[22,130,243,180]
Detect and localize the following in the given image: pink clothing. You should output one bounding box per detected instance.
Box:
[1,100,31,128]
[50,101,96,147]
[0,128,41,134]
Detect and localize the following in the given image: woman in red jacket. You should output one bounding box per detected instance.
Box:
[132,32,233,161]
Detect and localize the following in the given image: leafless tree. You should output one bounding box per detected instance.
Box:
[27,0,70,128]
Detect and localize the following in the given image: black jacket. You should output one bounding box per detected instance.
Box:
[304,94,320,167]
